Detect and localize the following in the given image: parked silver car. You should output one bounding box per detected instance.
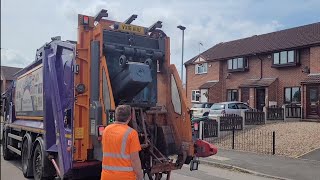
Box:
[208,101,251,119]
[191,103,214,118]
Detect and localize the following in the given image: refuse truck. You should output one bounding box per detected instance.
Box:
[1,9,217,180]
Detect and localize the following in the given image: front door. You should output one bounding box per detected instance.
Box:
[200,89,208,103]
[307,86,320,119]
[256,88,266,111]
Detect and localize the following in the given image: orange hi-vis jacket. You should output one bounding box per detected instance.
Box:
[101,123,141,180]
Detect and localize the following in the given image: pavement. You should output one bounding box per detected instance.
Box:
[201,149,320,180]
[299,148,320,161]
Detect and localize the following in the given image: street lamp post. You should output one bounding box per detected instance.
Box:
[177,25,186,83]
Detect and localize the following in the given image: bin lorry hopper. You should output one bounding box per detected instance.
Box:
[1,9,217,180]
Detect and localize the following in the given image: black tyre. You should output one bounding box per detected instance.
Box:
[2,131,14,160]
[32,138,55,180]
[22,136,33,178]
[119,55,127,68]
[203,112,209,117]
[33,144,45,180]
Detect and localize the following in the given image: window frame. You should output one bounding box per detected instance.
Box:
[272,50,300,67]
[195,63,208,75]
[227,57,248,72]
[284,87,301,104]
[191,90,201,102]
[227,89,239,101]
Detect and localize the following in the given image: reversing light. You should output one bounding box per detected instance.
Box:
[83,16,89,25]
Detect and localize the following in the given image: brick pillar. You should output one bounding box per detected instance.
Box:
[265,88,269,107]
[302,84,307,119]
[310,46,320,74]
[249,88,255,108]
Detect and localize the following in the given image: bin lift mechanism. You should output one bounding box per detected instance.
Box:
[88,9,216,180]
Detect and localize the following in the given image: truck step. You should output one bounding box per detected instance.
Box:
[8,133,22,141]
[7,145,21,156]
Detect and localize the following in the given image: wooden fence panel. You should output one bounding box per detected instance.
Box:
[285,104,301,118]
[220,114,243,131]
[267,106,284,120]
[245,109,265,125]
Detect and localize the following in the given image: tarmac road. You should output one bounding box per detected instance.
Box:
[1,119,273,180]
[1,150,274,180]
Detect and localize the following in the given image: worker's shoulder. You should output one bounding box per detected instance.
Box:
[105,124,132,131]
[105,123,116,130]
[128,127,138,137]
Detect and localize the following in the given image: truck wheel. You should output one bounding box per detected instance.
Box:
[33,144,45,180]
[22,135,33,178]
[2,131,14,160]
[33,138,55,180]
[203,112,209,117]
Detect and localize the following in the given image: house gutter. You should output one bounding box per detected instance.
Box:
[257,55,263,79]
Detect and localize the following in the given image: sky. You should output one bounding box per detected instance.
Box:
[1,0,320,79]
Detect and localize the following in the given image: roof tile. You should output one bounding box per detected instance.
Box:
[1,66,22,81]
[185,22,320,65]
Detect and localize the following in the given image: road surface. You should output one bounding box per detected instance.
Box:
[1,150,274,180]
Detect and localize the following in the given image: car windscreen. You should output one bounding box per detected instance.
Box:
[210,104,225,110]
[204,103,214,108]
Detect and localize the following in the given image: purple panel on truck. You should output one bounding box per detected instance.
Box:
[47,41,75,177]
[43,47,57,152]
[12,119,44,129]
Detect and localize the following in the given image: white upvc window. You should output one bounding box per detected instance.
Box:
[191,90,200,102]
[273,50,299,66]
[195,63,208,74]
[227,57,248,71]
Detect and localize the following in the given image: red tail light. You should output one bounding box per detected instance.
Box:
[194,123,199,131]
[98,126,106,137]
[83,16,89,25]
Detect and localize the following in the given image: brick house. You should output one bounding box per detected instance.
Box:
[185,22,320,119]
[1,66,22,94]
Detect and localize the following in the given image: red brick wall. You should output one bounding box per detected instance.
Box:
[268,80,278,103]
[222,58,261,90]
[5,81,11,90]
[208,82,222,103]
[262,49,309,105]
[186,47,311,107]
[310,46,320,74]
[249,88,255,108]
[186,61,220,104]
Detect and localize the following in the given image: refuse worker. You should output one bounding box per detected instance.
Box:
[101,105,143,180]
